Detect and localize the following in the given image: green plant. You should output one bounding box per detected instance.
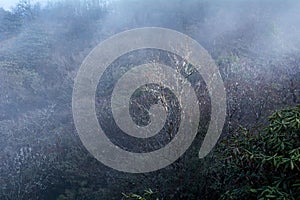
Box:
[212,105,300,199]
[122,189,157,200]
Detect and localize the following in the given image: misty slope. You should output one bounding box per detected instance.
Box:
[0,0,300,199]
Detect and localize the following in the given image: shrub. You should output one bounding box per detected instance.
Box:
[212,105,300,199]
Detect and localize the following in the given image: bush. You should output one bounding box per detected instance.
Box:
[211,105,300,199]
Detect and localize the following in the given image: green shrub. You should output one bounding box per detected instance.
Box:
[213,105,300,199]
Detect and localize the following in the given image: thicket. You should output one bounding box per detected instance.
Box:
[124,105,300,199]
[1,1,299,199]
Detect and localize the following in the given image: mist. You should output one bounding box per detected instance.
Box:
[0,0,299,199]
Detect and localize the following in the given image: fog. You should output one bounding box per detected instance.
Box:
[0,0,299,199]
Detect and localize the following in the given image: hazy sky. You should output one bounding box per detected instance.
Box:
[0,0,49,10]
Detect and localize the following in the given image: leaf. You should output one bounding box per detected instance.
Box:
[290,160,294,170]
[250,188,257,193]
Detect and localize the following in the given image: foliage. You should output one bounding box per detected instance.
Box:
[1,0,300,199]
[122,189,157,200]
[211,105,300,199]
